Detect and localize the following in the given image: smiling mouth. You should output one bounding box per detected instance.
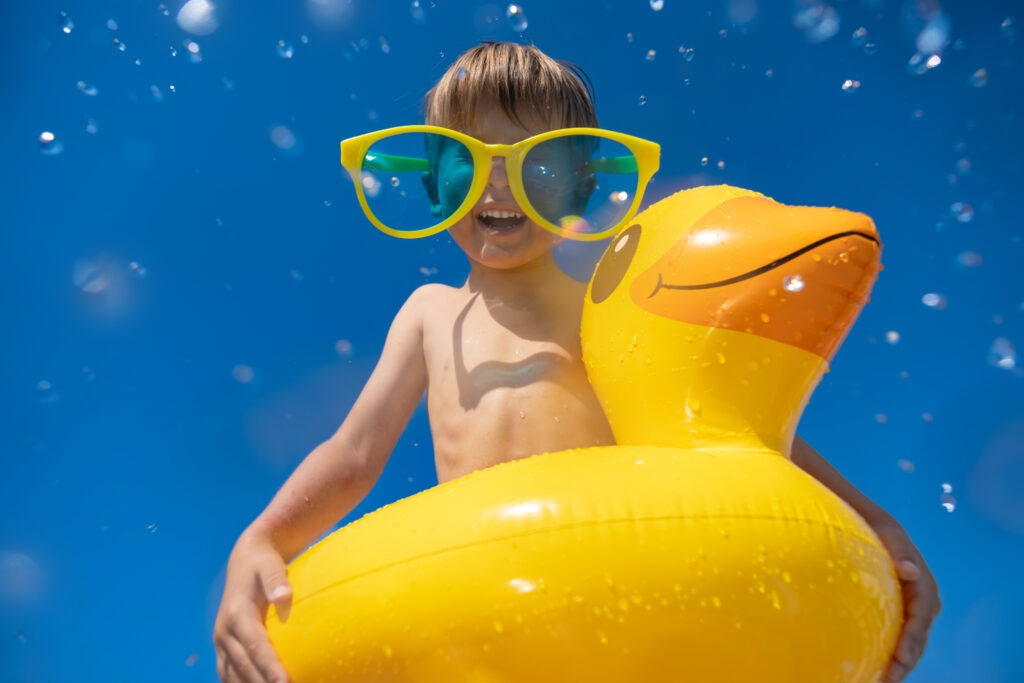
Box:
[478,209,526,231]
[647,230,880,297]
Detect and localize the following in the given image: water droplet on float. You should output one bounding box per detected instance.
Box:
[968,68,989,87]
[645,49,657,61]
[638,95,648,106]
[885,330,900,344]
[783,274,805,292]
[841,79,861,93]
[276,40,294,58]
[38,131,63,155]
[650,0,665,10]
[58,11,74,34]
[678,46,696,62]
[389,176,400,187]
[112,37,127,52]
[506,4,528,32]
[850,27,868,47]
[76,81,98,96]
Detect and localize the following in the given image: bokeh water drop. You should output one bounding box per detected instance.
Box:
[85,118,98,134]
[793,2,840,44]
[232,365,255,384]
[113,37,127,52]
[1001,16,1017,43]
[968,68,988,87]
[76,81,98,96]
[506,4,528,32]
[921,292,948,310]
[645,49,657,61]
[850,26,868,47]
[650,0,665,10]
[177,0,219,36]
[638,95,648,106]
[678,45,695,61]
[841,79,861,93]
[951,201,974,222]
[276,40,295,58]
[885,330,900,345]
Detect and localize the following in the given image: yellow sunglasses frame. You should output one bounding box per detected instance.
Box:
[340,125,660,241]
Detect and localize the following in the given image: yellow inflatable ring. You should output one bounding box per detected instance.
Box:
[267,185,901,683]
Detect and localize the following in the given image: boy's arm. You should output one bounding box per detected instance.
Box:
[214,288,432,683]
[791,436,941,683]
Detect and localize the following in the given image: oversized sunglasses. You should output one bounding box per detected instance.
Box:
[340,125,660,241]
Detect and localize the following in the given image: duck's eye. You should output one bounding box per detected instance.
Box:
[590,223,641,304]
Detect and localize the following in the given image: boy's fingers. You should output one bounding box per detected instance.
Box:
[229,614,290,683]
[257,562,293,619]
[894,559,922,581]
[882,659,909,683]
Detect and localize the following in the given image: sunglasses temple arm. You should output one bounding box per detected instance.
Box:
[586,155,639,174]
[362,152,431,173]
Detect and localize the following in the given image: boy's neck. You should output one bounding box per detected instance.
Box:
[464,254,581,311]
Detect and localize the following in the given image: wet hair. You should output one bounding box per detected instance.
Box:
[423,42,598,131]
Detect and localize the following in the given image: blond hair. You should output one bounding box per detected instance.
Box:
[423,42,597,131]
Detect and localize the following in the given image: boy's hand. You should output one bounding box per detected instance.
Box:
[871,522,941,683]
[213,538,293,683]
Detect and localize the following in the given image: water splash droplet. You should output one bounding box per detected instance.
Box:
[955,251,982,268]
[783,274,805,292]
[940,483,956,512]
[39,131,64,155]
[650,0,665,10]
[638,95,648,106]
[645,49,656,61]
[129,261,148,279]
[410,0,426,23]
[177,0,219,36]
[988,337,1017,370]
[335,339,354,357]
[58,11,74,34]
[1001,16,1017,43]
[112,37,127,52]
[506,4,528,32]
[76,81,98,96]
[276,40,294,58]
[885,330,900,344]
[968,68,989,87]
[850,26,868,47]
[85,118,99,134]
[841,79,861,93]
[678,45,695,61]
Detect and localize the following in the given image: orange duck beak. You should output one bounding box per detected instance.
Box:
[628,195,881,362]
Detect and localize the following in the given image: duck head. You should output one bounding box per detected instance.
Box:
[582,185,881,456]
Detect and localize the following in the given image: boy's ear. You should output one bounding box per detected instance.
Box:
[421,171,443,217]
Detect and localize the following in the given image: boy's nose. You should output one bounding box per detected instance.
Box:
[486,157,510,190]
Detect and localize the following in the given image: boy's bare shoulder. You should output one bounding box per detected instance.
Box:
[394,282,468,325]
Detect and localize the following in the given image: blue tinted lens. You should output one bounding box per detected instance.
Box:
[359,131,474,233]
[523,135,637,237]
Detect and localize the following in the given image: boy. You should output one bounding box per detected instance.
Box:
[213,42,937,683]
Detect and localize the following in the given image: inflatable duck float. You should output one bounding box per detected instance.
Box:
[267,185,901,682]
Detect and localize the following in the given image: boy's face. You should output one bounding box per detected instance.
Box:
[442,103,565,272]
